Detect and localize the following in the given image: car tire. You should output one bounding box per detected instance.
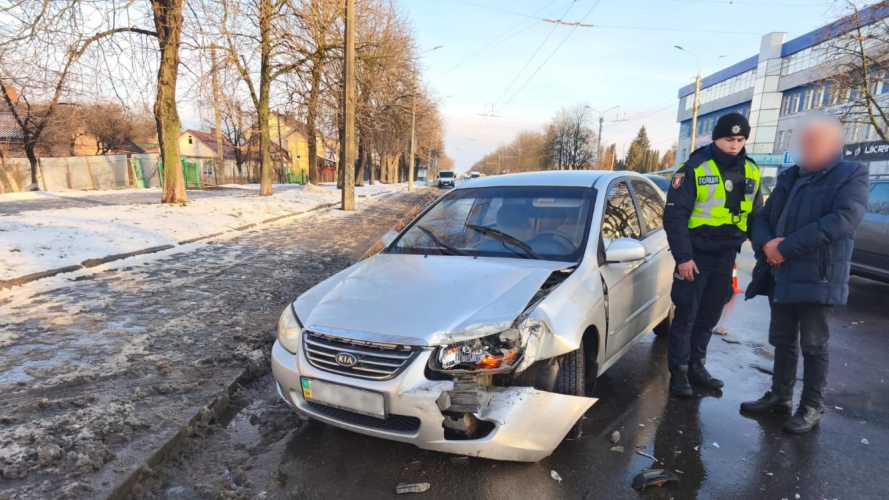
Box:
[653,303,674,337]
[555,343,585,440]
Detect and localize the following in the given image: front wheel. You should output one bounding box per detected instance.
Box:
[555,343,585,440]
[653,303,674,337]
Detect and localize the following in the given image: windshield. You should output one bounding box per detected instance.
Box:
[440,171,455,178]
[388,186,595,262]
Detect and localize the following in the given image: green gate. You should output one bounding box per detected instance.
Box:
[156,157,202,189]
[130,158,147,189]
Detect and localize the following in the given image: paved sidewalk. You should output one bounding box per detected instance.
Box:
[0,190,436,500]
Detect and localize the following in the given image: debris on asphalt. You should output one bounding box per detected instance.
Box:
[713,327,729,336]
[694,446,700,451]
[766,472,774,476]
[639,424,645,427]
[712,442,720,449]
[678,430,683,435]
[631,469,680,490]
[611,446,625,453]
[636,451,659,462]
[450,456,469,465]
[862,438,869,445]
[551,470,563,482]
[396,483,431,494]
[611,430,621,443]
[795,494,801,499]
[835,406,844,410]
[675,470,684,474]
[722,338,741,344]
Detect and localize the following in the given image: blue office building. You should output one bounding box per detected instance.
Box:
[674,4,889,184]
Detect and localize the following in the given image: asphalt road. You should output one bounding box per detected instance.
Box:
[135,244,889,500]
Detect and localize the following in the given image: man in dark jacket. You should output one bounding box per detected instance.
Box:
[741,113,870,433]
[664,113,763,397]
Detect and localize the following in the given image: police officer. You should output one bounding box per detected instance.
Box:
[664,112,763,397]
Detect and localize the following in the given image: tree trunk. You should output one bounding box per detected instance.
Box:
[152,0,186,203]
[210,44,226,185]
[368,148,375,185]
[258,0,273,196]
[306,57,323,185]
[355,134,365,187]
[24,144,40,191]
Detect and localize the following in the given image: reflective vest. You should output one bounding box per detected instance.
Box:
[688,159,761,232]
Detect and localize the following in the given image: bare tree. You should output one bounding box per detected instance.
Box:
[820,1,889,142]
[0,1,157,189]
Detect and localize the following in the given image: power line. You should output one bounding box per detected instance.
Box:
[495,0,604,116]
[433,0,569,81]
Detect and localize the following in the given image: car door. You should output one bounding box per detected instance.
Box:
[852,181,889,279]
[630,179,675,332]
[598,180,651,361]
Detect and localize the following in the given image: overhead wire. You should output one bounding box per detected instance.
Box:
[471,0,580,135]
[493,0,604,117]
[433,0,569,82]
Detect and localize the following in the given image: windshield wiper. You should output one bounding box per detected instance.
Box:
[416,225,468,256]
[464,224,543,260]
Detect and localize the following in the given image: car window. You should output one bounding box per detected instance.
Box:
[601,181,642,249]
[631,180,665,234]
[870,182,889,215]
[390,186,596,262]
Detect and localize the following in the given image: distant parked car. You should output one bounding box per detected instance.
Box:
[851,175,889,283]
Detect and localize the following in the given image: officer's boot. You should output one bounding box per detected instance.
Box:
[669,366,693,398]
[688,358,724,389]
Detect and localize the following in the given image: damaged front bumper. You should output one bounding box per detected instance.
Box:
[271,340,596,462]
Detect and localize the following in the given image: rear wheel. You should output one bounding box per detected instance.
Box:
[653,303,674,337]
[555,342,585,440]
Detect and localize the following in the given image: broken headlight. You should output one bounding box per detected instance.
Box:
[277,304,303,354]
[434,330,522,372]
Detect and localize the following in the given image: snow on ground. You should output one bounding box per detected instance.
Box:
[0,183,410,281]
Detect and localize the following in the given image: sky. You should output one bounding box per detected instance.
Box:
[400,0,847,172]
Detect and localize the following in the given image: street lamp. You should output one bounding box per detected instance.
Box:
[676,45,702,152]
[585,105,620,170]
[408,45,443,191]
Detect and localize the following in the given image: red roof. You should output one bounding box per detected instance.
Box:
[183,129,238,159]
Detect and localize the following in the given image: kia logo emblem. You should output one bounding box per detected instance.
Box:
[335,352,358,367]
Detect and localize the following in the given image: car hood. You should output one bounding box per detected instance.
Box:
[294,254,571,346]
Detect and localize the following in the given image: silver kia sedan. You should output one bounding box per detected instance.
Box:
[272,171,675,462]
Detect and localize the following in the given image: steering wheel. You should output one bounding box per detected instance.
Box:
[530,230,577,252]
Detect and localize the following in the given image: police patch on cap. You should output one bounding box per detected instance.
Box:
[672,173,685,188]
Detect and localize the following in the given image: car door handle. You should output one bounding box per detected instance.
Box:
[643,253,653,263]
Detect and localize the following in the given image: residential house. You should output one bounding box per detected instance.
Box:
[179,129,239,184]
[268,113,328,179]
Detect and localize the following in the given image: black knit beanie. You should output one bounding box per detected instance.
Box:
[712,112,751,141]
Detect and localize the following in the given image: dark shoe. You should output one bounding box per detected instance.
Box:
[669,366,693,398]
[740,391,793,414]
[784,405,822,434]
[688,358,724,389]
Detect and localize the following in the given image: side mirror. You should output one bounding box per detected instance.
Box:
[605,238,647,263]
[382,231,398,247]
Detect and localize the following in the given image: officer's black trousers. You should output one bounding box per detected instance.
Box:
[667,249,736,371]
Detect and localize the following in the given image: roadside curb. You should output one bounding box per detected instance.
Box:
[106,368,252,500]
[0,201,342,291]
[358,190,439,261]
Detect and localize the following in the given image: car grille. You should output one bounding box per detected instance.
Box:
[307,402,421,433]
[302,330,420,380]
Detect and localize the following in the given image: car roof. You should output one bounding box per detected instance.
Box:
[456,170,639,189]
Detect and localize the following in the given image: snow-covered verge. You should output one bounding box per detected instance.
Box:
[0,183,410,281]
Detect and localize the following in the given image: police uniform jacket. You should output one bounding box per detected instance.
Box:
[664,143,764,265]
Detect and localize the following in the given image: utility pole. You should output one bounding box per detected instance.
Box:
[676,46,702,152]
[210,44,225,184]
[408,66,418,192]
[342,0,355,211]
[408,45,443,191]
[586,106,620,170]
